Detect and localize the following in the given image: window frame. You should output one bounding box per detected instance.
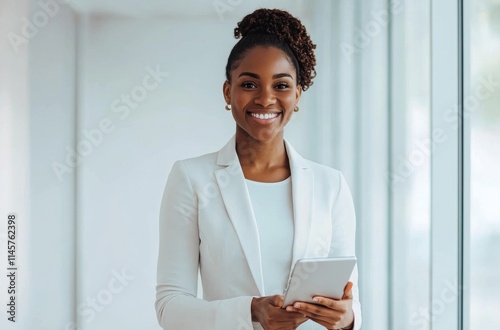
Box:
[430,0,468,329]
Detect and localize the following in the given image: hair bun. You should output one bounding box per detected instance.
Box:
[234,8,301,39]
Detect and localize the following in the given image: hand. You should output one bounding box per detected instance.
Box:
[285,281,354,329]
[251,294,309,330]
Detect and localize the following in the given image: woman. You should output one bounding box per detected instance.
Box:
[155,8,361,330]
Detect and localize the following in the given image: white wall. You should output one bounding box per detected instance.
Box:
[0,0,77,329]
[27,2,77,328]
[0,1,30,329]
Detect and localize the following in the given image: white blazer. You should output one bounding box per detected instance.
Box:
[155,134,362,330]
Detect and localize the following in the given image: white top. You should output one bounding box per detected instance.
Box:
[245,176,294,296]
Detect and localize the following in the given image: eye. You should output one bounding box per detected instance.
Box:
[275,82,290,90]
[241,81,257,89]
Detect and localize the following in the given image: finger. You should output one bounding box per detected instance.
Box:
[293,301,345,318]
[310,297,348,313]
[284,305,311,318]
[271,295,284,308]
[342,282,353,300]
[292,308,340,325]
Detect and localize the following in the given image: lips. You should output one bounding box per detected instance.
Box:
[247,111,282,125]
[249,112,280,119]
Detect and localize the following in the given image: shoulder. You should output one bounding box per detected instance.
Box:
[162,151,220,198]
[177,150,218,167]
[285,138,343,183]
[304,158,341,177]
[170,150,219,179]
[301,157,344,186]
[299,157,350,200]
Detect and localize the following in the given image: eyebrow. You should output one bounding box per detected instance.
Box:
[238,72,294,80]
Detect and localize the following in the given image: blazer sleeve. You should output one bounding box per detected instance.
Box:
[155,160,255,330]
[329,171,362,330]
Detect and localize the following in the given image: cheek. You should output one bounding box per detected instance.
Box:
[282,92,298,107]
[231,91,251,107]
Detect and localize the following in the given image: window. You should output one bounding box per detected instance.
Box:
[469,0,500,327]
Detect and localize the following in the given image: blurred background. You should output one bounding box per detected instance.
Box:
[0,0,498,329]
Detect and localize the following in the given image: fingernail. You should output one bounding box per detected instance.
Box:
[294,303,301,308]
[313,297,319,302]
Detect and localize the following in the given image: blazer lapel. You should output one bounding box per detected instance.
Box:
[215,135,265,295]
[283,138,315,274]
[214,134,315,295]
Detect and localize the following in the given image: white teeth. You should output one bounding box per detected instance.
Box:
[250,112,279,120]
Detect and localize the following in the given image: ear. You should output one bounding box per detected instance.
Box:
[295,85,302,104]
[223,80,231,104]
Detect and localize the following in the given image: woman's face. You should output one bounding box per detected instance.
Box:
[223,46,302,142]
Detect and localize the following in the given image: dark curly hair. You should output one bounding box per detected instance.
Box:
[225,8,317,91]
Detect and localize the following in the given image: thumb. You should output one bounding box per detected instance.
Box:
[272,295,284,307]
[342,281,353,300]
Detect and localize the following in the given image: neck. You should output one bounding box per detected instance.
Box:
[235,129,288,170]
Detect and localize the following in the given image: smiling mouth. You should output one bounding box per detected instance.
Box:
[249,112,281,120]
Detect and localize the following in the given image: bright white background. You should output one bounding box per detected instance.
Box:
[0,0,498,329]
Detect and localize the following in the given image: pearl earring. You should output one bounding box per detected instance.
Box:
[225,104,232,111]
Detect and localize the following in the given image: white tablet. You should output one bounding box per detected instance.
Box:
[282,256,357,308]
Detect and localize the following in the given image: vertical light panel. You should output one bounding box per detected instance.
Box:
[0,1,30,329]
[332,0,358,184]
[389,1,432,329]
[27,3,77,328]
[430,0,462,329]
[310,0,334,167]
[461,0,470,328]
[356,0,390,329]
[468,0,500,328]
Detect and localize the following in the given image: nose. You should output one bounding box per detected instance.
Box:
[254,86,276,107]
